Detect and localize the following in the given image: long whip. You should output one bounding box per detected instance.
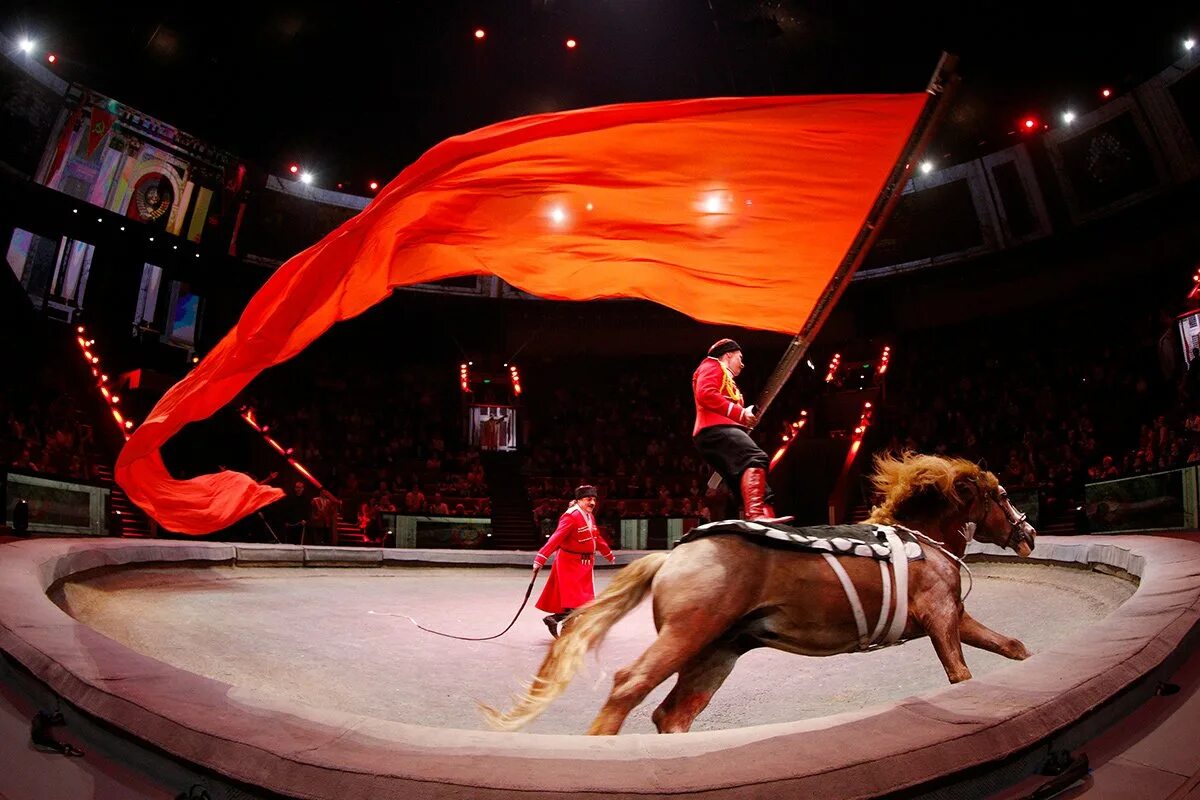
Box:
[369,572,539,641]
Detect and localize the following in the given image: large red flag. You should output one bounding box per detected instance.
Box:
[116,94,926,533]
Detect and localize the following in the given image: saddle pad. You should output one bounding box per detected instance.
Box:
[680,520,925,561]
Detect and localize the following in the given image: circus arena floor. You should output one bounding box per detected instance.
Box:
[1,535,1198,800]
[55,562,1134,734]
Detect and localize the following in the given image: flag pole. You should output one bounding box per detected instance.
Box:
[709,52,960,490]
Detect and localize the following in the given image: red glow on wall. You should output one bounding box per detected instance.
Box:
[768,411,808,473]
[825,353,842,383]
[877,345,891,375]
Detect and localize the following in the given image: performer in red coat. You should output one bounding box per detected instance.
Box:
[532,485,615,638]
[693,338,792,523]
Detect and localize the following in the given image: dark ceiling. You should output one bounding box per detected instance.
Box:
[5,1,1197,190]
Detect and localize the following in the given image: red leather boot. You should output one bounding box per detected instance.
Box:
[739,468,794,524]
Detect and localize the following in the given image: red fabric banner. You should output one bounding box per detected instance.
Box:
[86,107,115,158]
[116,93,926,533]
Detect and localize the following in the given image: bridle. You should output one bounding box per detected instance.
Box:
[985,486,1035,553]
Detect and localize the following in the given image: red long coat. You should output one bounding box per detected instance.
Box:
[534,506,613,613]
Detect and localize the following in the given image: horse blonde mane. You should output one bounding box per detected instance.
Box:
[866,451,998,525]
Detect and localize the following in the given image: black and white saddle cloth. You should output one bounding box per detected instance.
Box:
[680,520,925,561]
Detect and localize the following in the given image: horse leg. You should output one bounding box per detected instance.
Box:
[914,597,972,683]
[960,611,1031,660]
[651,642,742,734]
[586,625,713,736]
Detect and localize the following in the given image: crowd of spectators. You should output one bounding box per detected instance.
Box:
[150,287,1200,541]
[522,359,737,532]
[241,349,491,536]
[3,372,100,482]
[871,303,1186,523]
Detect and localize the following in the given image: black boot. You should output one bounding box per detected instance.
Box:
[543,614,560,638]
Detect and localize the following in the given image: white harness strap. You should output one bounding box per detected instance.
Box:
[869,558,892,644]
[881,530,909,645]
[821,554,870,649]
[821,529,912,651]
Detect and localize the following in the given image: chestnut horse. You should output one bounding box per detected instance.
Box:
[483,452,1037,735]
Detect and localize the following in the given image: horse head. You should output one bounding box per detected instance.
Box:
[867,451,1037,557]
[950,474,1036,556]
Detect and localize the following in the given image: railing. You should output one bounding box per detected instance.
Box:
[381,513,492,548]
[1083,467,1200,533]
[2,468,111,536]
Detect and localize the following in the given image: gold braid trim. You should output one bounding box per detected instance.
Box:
[719,364,743,406]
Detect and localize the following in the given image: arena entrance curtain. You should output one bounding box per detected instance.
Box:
[116,93,926,533]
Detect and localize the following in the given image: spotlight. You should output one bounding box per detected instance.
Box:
[149,236,154,242]
[47,53,56,64]
[119,226,125,231]
[1062,110,1076,124]
[124,420,133,429]
[368,180,379,191]
[299,172,314,185]
[566,38,577,49]
[919,161,933,174]
[1185,38,1196,52]
[474,28,486,40]
[549,205,567,225]
[289,164,300,174]
[1100,88,1112,99]
[18,38,35,55]
[71,208,77,213]
[585,202,594,211]
[1020,116,1038,132]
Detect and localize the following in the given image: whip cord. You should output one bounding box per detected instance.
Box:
[369,572,539,641]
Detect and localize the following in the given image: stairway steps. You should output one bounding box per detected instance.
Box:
[480,450,539,550]
[94,465,155,538]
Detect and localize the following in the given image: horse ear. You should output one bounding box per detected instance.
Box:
[977,457,989,472]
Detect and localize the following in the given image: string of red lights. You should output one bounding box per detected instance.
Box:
[74,325,135,440]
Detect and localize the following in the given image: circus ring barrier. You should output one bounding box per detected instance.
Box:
[0,535,1197,800]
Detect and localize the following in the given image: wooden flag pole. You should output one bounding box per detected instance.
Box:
[708,52,961,490]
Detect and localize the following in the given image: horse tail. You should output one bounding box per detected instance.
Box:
[480,552,670,731]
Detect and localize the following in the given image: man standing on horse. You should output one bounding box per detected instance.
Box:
[532,485,615,638]
[693,339,792,523]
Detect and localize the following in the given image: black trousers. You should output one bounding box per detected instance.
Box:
[694,425,774,510]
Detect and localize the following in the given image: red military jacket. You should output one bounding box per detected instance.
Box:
[692,356,752,435]
[534,506,613,567]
